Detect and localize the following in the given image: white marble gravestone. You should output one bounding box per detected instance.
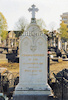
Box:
[14,4,51,98]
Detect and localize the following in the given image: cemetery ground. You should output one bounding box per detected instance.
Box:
[0,60,68,100]
[0,63,19,74]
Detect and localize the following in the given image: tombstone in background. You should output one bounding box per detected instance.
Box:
[0,48,8,63]
[58,36,61,50]
[53,37,56,47]
[65,42,67,51]
[66,41,68,58]
[7,31,17,48]
[7,31,17,53]
[0,36,1,44]
[66,41,68,52]
[3,40,6,47]
[0,53,8,63]
[13,4,51,100]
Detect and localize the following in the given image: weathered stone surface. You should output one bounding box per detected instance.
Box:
[14,4,51,98]
[14,20,51,94]
[13,95,58,100]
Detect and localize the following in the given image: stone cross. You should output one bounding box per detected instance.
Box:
[28,4,39,18]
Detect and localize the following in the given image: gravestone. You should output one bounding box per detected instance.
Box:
[65,42,67,51]
[0,48,8,63]
[13,4,51,100]
[0,54,8,63]
[65,41,68,58]
[58,35,62,50]
[66,42,68,52]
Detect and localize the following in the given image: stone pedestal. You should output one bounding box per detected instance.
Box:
[0,54,8,63]
[14,83,51,95]
[13,95,55,100]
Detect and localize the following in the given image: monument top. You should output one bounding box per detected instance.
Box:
[28,4,39,19]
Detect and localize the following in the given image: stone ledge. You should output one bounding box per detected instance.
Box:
[14,90,51,95]
[13,95,58,100]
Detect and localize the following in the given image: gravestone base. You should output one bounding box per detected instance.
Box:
[13,84,52,100]
[13,94,55,100]
[14,83,51,95]
[0,54,8,63]
[14,90,51,95]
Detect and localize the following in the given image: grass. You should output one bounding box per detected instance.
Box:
[0,61,68,74]
[50,61,68,74]
[0,63,19,73]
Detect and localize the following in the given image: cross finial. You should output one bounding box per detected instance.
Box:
[28,4,39,19]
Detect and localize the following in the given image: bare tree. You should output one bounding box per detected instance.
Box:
[36,18,46,30]
[14,17,29,37]
[49,22,56,31]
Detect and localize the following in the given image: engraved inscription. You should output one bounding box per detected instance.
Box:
[22,53,44,76]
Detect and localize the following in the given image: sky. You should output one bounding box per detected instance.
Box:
[0,0,68,31]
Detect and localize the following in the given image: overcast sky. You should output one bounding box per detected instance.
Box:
[0,0,68,31]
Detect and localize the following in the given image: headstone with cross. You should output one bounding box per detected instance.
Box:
[13,4,51,100]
